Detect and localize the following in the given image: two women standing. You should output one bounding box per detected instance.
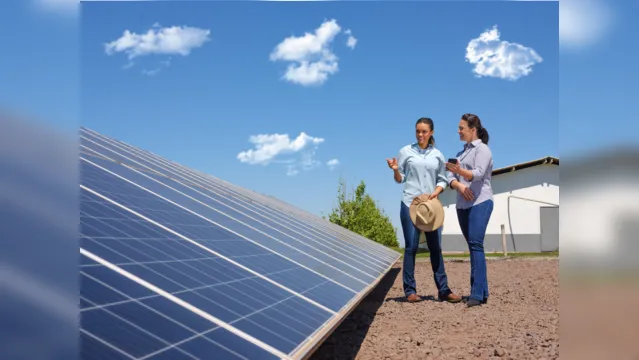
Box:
[387,114,493,308]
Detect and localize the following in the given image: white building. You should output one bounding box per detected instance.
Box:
[420,156,559,253]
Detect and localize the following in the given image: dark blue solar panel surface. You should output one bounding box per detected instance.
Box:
[81,154,367,299]
[80,255,282,360]
[80,131,396,272]
[80,187,337,357]
[81,157,358,311]
[81,130,396,266]
[78,153,391,280]
[79,127,401,360]
[85,147,381,282]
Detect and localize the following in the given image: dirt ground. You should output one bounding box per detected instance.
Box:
[311,258,559,360]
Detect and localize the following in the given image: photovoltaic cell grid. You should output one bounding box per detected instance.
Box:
[78,135,396,270]
[79,129,396,268]
[79,127,401,360]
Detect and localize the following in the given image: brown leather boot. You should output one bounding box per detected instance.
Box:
[406,294,420,303]
[440,292,462,303]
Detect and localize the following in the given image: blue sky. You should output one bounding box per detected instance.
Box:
[78,1,558,245]
[1,0,637,247]
[0,0,78,132]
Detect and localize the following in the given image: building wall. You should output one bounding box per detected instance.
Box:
[419,164,559,253]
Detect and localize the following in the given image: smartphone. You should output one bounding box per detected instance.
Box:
[448,158,458,164]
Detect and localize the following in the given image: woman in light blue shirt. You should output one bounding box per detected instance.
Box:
[386,117,462,304]
[446,113,494,307]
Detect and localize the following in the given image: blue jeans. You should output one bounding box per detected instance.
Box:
[400,202,452,299]
[456,199,494,302]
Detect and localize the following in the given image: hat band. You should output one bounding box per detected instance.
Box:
[416,203,435,224]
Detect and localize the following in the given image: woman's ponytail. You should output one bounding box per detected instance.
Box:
[478,127,489,145]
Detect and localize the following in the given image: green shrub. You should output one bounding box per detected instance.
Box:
[325,178,399,248]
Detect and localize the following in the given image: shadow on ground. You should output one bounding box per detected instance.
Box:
[310,267,400,360]
[385,294,438,303]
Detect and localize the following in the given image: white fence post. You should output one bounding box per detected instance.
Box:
[501,224,508,257]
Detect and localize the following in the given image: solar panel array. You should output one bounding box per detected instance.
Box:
[78,127,401,360]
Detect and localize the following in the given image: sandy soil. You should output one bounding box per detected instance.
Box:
[311,258,559,360]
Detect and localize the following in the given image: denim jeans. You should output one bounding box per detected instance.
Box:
[400,202,452,299]
[456,199,494,302]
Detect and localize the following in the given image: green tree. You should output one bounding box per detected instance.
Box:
[326,178,399,247]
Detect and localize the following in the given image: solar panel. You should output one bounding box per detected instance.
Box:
[79,127,401,359]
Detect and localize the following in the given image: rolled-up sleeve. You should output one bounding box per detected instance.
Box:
[436,153,448,190]
[396,149,407,183]
[446,155,458,185]
[447,169,457,186]
[471,144,492,181]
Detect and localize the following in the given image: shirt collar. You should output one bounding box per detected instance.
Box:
[465,139,482,149]
[412,143,432,153]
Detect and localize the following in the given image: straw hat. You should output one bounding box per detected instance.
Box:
[409,194,445,232]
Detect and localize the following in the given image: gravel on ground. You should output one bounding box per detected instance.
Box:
[311,258,559,360]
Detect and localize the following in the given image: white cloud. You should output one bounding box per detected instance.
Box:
[517,0,613,50]
[327,159,340,170]
[269,19,355,86]
[105,23,210,60]
[345,29,358,49]
[465,25,543,81]
[237,132,332,176]
[237,132,324,166]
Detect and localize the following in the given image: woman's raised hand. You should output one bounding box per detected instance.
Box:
[386,157,398,170]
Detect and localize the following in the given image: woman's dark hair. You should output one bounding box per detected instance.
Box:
[415,117,435,146]
[461,113,489,144]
